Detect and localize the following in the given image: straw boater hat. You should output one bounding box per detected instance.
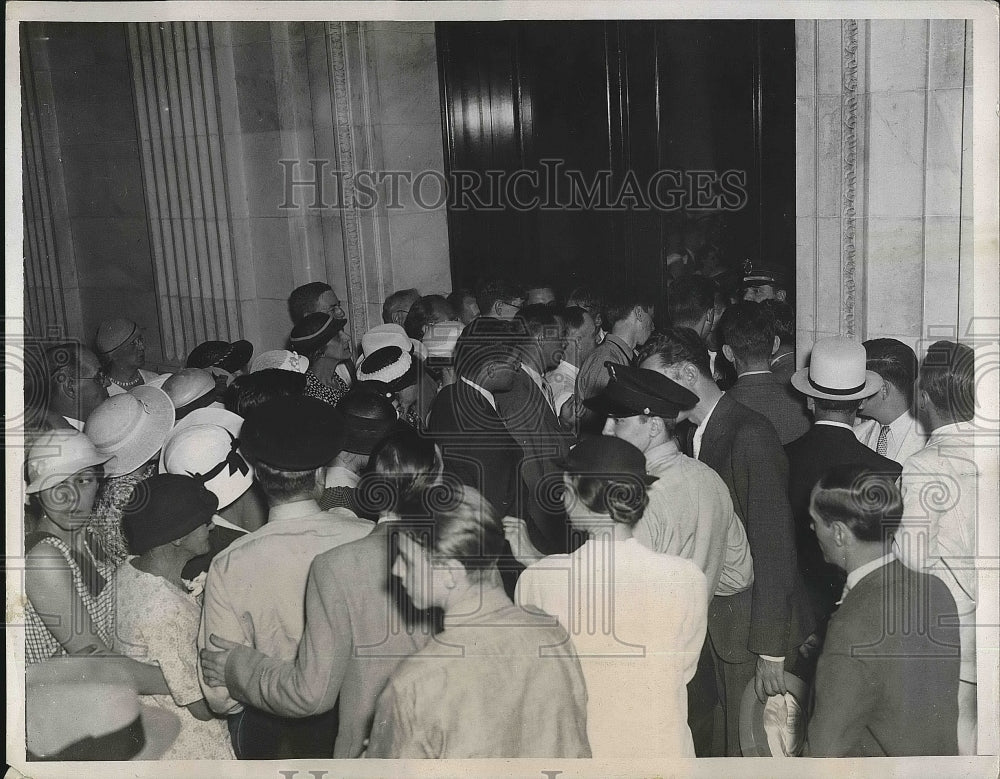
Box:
[161,368,221,419]
[26,657,181,761]
[186,339,254,374]
[159,421,253,510]
[249,349,310,374]
[738,672,808,757]
[289,312,348,356]
[359,323,419,359]
[83,386,175,477]
[791,336,883,401]
[25,429,112,495]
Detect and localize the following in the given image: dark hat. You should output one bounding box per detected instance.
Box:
[123,474,218,555]
[338,389,400,455]
[289,312,348,356]
[240,395,346,470]
[583,363,698,419]
[356,345,417,392]
[556,436,657,485]
[186,339,254,373]
[742,259,786,288]
[353,379,397,403]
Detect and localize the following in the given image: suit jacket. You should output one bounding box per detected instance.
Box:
[223,524,435,758]
[495,368,574,555]
[727,372,811,445]
[806,559,959,756]
[785,424,902,619]
[695,393,814,661]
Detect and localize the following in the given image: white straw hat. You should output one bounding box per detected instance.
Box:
[249,349,310,374]
[25,429,111,495]
[791,337,883,401]
[159,423,253,509]
[84,386,175,477]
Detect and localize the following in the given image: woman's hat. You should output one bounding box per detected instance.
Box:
[94,318,141,357]
[185,339,253,374]
[84,386,175,477]
[738,672,808,757]
[160,423,253,509]
[557,436,658,485]
[360,323,418,358]
[249,349,310,374]
[338,390,400,455]
[356,345,417,392]
[123,473,219,554]
[161,368,220,419]
[25,430,111,494]
[289,312,348,356]
[26,656,181,761]
[171,406,244,436]
[791,336,883,401]
[241,395,346,470]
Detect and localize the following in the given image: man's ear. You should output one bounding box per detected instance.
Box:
[772,335,781,356]
[721,344,735,364]
[775,289,787,302]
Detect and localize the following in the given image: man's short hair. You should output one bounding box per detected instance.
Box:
[721,301,775,364]
[475,279,521,317]
[638,327,712,379]
[382,288,420,324]
[813,397,863,415]
[601,285,656,330]
[252,458,317,502]
[565,286,604,325]
[403,295,455,341]
[919,340,975,422]
[288,282,332,324]
[452,317,521,379]
[760,299,795,346]
[809,464,903,542]
[447,288,476,311]
[561,306,591,332]
[864,338,918,406]
[224,369,306,417]
[667,276,717,327]
[516,303,560,339]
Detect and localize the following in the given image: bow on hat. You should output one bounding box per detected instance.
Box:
[188,431,249,484]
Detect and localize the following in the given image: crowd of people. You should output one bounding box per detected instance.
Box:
[20,264,979,760]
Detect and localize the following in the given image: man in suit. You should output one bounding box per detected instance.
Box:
[722,301,810,445]
[199,512,436,758]
[639,327,813,757]
[425,317,528,592]
[806,465,959,756]
[853,338,927,464]
[760,299,797,384]
[787,336,902,622]
[496,305,574,554]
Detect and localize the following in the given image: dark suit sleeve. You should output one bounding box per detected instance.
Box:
[737,420,804,656]
[805,618,878,756]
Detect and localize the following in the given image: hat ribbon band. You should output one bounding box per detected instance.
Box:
[96,322,138,355]
[190,433,249,484]
[28,714,146,761]
[808,376,867,396]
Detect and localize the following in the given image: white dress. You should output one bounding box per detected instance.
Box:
[517,536,708,758]
[107,559,234,760]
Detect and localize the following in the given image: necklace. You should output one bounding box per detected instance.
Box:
[113,373,142,389]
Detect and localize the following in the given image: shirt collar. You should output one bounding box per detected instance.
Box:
[644,439,682,467]
[520,363,545,391]
[324,465,360,489]
[554,359,579,378]
[63,416,85,431]
[815,420,854,431]
[268,498,323,523]
[846,552,895,591]
[460,376,497,412]
[692,392,724,458]
[210,514,249,534]
[737,370,772,378]
[604,333,635,357]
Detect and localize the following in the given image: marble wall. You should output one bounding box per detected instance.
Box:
[795,19,974,360]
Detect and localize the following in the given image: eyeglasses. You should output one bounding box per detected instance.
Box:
[80,373,112,388]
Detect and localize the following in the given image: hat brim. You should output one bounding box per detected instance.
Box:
[738,671,809,757]
[553,455,659,485]
[99,386,176,477]
[790,368,883,401]
[171,407,244,437]
[219,340,253,373]
[25,452,113,494]
[135,704,182,760]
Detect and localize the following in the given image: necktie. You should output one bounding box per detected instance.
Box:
[876,424,891,457]
[541,378,556,415]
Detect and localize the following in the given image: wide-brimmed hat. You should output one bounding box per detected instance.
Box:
[161,368,220,419]
[171,406,244,436]
[124,473,219,554]
[249,349,310,374]
[583,363,698,419]
[738,672,808,757]
[94,318,142,357]
[241,395,346,470]
[356,346,417,392]
[360,323,419,358]
[338,390,399,455]
[84,386,175,477]
[791,336,883,401]
[160,422,253,509]
[26,656,181,761]
[185,339,254,374]
[25,429,112,495]
[289,312,348,356]
[556,435,658,485]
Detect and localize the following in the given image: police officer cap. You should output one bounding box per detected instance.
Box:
[584,363,698,419]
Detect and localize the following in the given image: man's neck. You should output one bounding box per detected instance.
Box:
[868,401,911,427]
[927,407,961,434]
[688,381,723,425]
[844,543,892,576]
[814,410,857,426]
[610,324,636,351]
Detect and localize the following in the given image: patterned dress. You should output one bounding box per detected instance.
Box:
[24,532,113,664]
[107,559,235,759]
[88,461,158,577]
[303,369,348,407]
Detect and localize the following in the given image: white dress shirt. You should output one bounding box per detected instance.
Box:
[545,359,579,415]
[692,393,724,460]
[854,412,927,464]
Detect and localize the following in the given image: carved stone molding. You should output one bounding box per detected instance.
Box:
[840,19,860,338]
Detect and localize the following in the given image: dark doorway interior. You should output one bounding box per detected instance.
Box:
[437,20,795,307]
